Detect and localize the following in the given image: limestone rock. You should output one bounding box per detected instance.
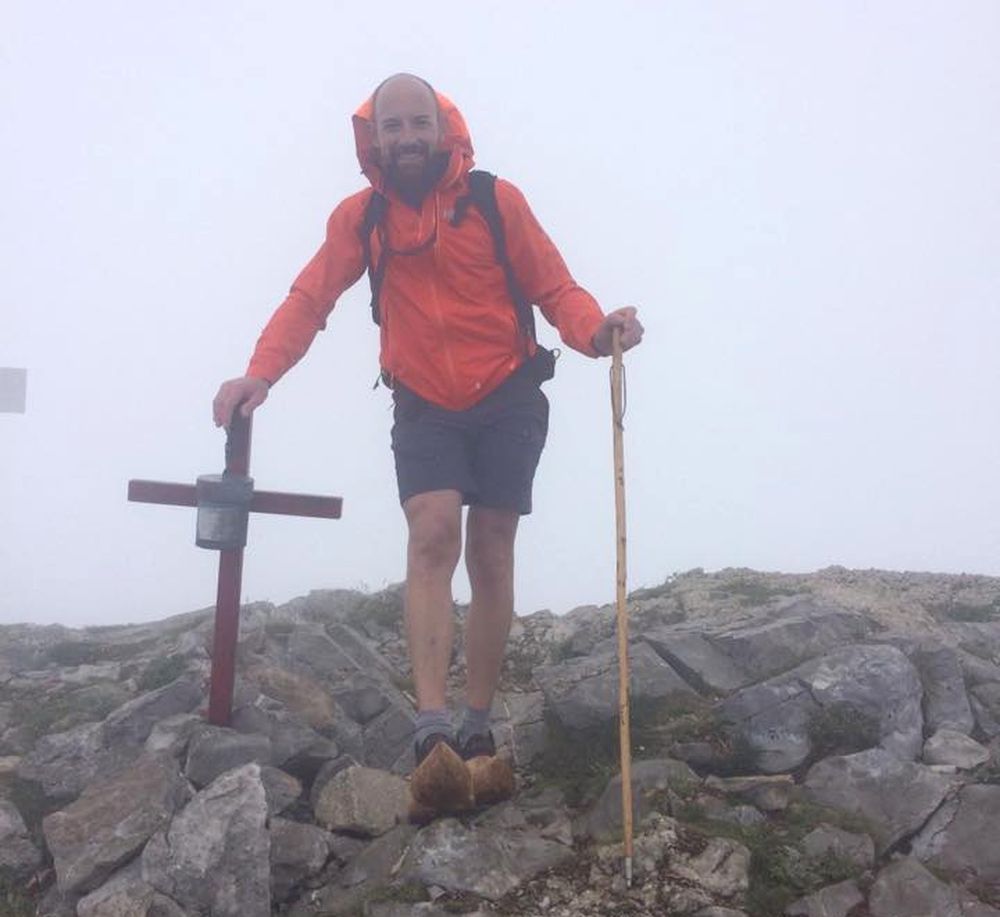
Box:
[642,629,752,693]
[535,642,697,730]
[260,765,302,815]
[76,860,188,917]
[704,774,795,811]
[269,816,332,902]
[868,856,1000,917]
[142,763,270,917]
[669,835,751,900]
[971,683,1000,738]
[0,796,43,881]
[312,765,408,837]
[803,747,954,852]
[183,723,271,787]
[582,757,699,840]
[399,817,574,900]
[785,879,864,917]
[721,643,923,772]
[143,713,201,758]
[913,646,976,734]
[923,729,990,768]
[708,599,869,679]
[800,823,875,869]
[42,752,191,894]
[912,784,1000,891]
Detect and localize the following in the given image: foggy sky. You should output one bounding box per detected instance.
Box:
[3,1,999,626]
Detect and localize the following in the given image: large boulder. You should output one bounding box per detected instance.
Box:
[913,646,976,735]
[707,599,869,680]
[720,643,923,772]
[312,765,408,837]
[803,748,954,853]
[142,763,270,917]
[0,797,43,881]
[912,784,1000,893]
[535,642,697,730]
[43,752,191,894]
[399,817,574,900]
[868,856,1000,917]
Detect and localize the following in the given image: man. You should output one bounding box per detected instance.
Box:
[213,74,643,814]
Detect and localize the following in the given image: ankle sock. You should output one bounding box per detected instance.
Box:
[458,705,491,745]
[414,708,453,747]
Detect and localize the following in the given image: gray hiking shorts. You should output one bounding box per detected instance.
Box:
[390,366,549,514]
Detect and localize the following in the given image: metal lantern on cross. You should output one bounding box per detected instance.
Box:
[128,409,343,725]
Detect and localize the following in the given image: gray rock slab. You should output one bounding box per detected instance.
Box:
[869,856,968,917]
[642,629,752,693]
[362,701,414,771]
[492,690,548,767]
[708,600,869,680]
[801,823,875,869]
[704,774,795,812]
[313,765,408,837]
[183,724,271,787]
[399,817,574,900]
[803,748,954,853]
[17,721,114,799]
[142,763,270,917]
[230,698,336,777]
[76,860,188,917]
[718,676,817,773]
[269,816,332,903]
[801,643,923,759]
[260,765,302,815]
[971,683,1000,738]
[912,784,1000,889]
[100,679,203,748]
[581,757,699,840]
[42,753,191,894]
[668,835,751,900]
[338,822,417,889]
[535,642,697,730]
[143,713,202,758]
[786,879,863,917]
[0,796,43,880]
[913,646,975,734]
[721,643,924,772]
[331,673,392,725]
[923,729,990,769]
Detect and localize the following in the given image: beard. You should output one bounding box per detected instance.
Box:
[385,146,449,198]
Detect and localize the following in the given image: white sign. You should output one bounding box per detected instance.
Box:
[0,368,27,413]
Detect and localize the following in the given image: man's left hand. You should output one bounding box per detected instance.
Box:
[592,306,644,356]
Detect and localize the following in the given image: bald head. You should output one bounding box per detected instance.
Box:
[372,73,438,121]
[370,73,446,198]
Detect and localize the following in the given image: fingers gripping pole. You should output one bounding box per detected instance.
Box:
[611,327,634,886]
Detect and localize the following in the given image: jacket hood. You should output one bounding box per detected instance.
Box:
[352,88,474,192]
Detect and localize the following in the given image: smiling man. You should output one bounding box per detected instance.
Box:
[213,73,643,815]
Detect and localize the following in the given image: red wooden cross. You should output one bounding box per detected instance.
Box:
[127,411,342,725]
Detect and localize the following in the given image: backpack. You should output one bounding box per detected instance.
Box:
[357,170,555,383]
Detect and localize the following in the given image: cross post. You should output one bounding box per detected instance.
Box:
[128,410,342,725]
[0,368,27,414]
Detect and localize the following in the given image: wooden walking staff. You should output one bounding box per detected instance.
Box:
[611,327,634,885]
[128,407,343,726]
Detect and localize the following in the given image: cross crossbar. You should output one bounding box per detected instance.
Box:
[127,410,343,725]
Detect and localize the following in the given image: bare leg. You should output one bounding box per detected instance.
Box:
[464,505,519,711]
[403,490,463,712]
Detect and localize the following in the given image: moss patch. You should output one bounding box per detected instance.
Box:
[136,654,188,692]
[806,703,880,762]
[709,579,808,607]
[681,800,872,917]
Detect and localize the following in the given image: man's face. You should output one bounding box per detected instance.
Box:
[372,78,443,189]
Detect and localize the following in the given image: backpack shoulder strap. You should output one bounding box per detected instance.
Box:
[465,170,537,344]
[358,189,389,325]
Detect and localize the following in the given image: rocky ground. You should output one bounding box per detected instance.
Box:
[2,566,1000,916]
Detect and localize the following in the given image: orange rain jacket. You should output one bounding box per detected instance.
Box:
[246,91,606,411]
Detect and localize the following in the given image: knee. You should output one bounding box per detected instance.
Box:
[407,509,461,575]
[466,521,515,591]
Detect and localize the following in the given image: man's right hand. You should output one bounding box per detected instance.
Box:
[212,376,270,428]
